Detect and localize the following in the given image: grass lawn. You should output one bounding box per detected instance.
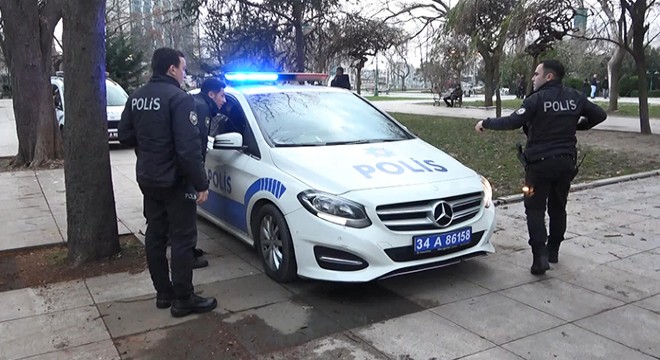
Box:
[364,96,422,101]
[468,98,660,118]
[390,112,659,198]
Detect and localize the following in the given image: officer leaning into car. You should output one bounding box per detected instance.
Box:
[474,59,607,275]
[193,77,227,158]
[118,47,217,317]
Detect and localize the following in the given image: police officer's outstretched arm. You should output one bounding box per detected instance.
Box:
[479,95,539,131]
[171,93,209,200]
[577,99,607,130]
[118,104,137,147]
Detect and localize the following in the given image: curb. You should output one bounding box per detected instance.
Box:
[493,169,660,206]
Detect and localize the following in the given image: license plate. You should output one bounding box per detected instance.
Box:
[413,227,472,254]
[108,131,118,139]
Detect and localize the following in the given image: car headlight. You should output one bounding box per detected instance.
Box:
[297,190,371,228]
[481,176,493,208]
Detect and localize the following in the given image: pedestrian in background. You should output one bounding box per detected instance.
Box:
[331,66,351,90]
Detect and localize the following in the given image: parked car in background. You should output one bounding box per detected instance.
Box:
[51,71,129,141]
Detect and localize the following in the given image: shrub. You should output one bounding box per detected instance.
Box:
[564,77,582,90]
[649,90,660,97]
[618,75,639,97]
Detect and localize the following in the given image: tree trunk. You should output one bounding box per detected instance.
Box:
[607,45,625,112]
[293,1,305,72]
[356,65,363,95]
[62,0,120,264]
[494,60,502,117]
[631,0,651,134]
[0,0,63,167]
[483,58,495,107]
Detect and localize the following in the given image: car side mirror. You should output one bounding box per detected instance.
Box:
[213,132,243,150]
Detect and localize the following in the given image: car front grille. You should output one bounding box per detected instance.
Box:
[375,191,483,231]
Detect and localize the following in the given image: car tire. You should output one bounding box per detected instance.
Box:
[254,204,297,283]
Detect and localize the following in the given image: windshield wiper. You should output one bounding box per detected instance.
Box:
[324,139,403,146]
[273,142,326,147]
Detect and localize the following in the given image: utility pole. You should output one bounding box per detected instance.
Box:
[375,53,379,96]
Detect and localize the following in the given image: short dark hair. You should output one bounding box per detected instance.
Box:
[151,47,185,76]
[336,66,344,73]
[540,59,565,80]
[201,77,226,94]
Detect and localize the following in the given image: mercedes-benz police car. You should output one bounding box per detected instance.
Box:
[199,72,496,283]
[51,72,129,141]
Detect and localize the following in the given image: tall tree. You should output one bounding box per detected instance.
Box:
[328,13,404,94]
[62,0,120,263]
[106,32,145,92]
[0,0,63,167]
[447,0,519,116]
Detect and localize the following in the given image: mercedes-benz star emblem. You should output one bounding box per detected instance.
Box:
[433,201,454,227]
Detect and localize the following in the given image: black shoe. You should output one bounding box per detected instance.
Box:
[192,257,209,269]
[547,247,559,264]
[530,254,550,275]
[193,248,205,258]
[170,294,218,318]
[156,293,173,309]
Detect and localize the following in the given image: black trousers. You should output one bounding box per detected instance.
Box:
[524,157,577,252]
[443,96,457,107]
[140,184,198,299]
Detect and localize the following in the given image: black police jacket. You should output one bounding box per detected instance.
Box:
[118,75,208,192]
[193,92,220,160]
[482,80,607,162]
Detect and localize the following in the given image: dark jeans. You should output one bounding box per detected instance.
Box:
[140,184,198,299]
[443,95,458,107]
[524,157,577,252]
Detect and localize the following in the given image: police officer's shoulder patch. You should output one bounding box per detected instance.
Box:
[516,108,526,115]
[190,111,198,126]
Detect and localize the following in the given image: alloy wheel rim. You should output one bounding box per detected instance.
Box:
[260,215,283,271]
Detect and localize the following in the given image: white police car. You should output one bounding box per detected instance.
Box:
[51,72,129,140]
[199,72,496,283]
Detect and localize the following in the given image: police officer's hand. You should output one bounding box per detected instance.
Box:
[197,190,209,204]
[475,120,485,133]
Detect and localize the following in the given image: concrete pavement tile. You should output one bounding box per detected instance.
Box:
[584,227,660,252]
[354,310,494,359]
[0,196,48,210]
[0,305,110,360]
[460,347,525,360]
[576,305,660,358]
[0,170,35,178]
[236,248,263,270]
[450,256,547,291]
[21,339,120,360]
[194,274,290,314]
[635,294,660,313]
[85,270,154,304]
[500,278,624,322]
[489,212,529,254]
[378,266,491,308]
[0,215,59,235]
[504,323,655,360]
[283,281,424,330]
[256,332,389,360]
[499,248,586,274]
[191,236,234,257]
[199,228,256,255]
[0,182,43,200]
[430,293,564,345]
[0,228,63,251]
[625,218,660,236]
[0,280,92,323]
[0,207,52,222]
[188,254,261,284]
[606,252,660,281]
[97,295,199,338]
[568,204,651,228]
[564,217,620,238]
[556,235,642,264]
[223,300,343,354]
[556,263,660,303]
[607,198,660,219]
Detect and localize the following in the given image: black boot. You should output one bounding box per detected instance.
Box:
[192,257,209,269]
[530,247,550,275]
[546,243,559,264]
[156,292,173,309]
[170,294,218,318]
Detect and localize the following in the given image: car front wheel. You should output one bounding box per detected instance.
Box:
[255,204,297,283]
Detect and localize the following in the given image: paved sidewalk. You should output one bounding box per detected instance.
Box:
[1,176,659,359]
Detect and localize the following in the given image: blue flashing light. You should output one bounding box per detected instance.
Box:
[224,72,279,82]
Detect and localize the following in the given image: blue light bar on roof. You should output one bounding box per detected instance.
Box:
[224,72,279,82]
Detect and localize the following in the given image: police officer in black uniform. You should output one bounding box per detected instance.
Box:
[118,47,217,317]
[475,60,607,275]
[193,77,227,159]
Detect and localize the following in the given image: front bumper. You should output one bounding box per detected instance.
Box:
[286,201,496,282]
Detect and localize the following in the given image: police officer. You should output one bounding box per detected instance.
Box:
[193,77,227,159]
[118,47,217,317]
[475,59,607,275]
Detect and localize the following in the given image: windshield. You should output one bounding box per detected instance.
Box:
[106,80,128,106]
[247,91,413,147]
